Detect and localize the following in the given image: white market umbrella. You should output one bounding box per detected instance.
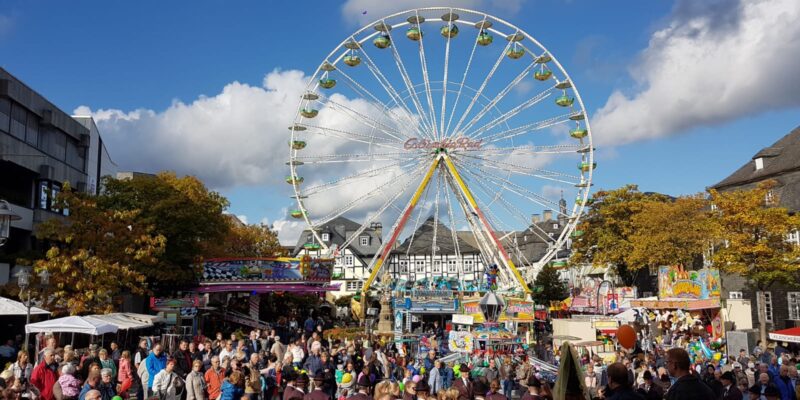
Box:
[25,315,117,335]
[0,296,49,316]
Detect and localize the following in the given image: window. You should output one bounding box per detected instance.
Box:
[26,114,39,146]
[346,281,364,291]
[765,190,776,206]
[399,260,408,273]
[432,260,442,273]
[463,260,474,273]
[415,260,425,272]
[66,138,84,171]
[789,293,800,320]
[447,260,457,273]
[37,180,63,213]
[335,257,342,266]
[0,98,10,133]
[757,291,774,324]
[788,230,800,246]
[10,103,26,140]
[648,265,659,276]
[728,291,743,299]
[321,233,330,242]
[755,157,764,170]
[345,255,354,266]
[360,236,369,246]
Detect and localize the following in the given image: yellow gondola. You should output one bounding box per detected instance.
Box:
[441,24,459,38]
[534,69,552,81]
[406,27,422,41]
[477,31,493,46]
[319,78,336,89]
[286,175,304,185]
[555,95,574,107]
[578,162,597,172]
[300,109,318,118]
[290,140,306,150]
[374,35,391,49]
[570,128,588,139]
[507,45,525,59]
[343,54,361,67]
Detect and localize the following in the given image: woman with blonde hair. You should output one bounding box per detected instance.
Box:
[98,349,117,380]
[185,360,207,400]
[11,350,32,382]
[117,351,133,398]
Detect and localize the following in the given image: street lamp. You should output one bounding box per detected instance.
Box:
[17,268,49,350]
[0,200,22,247]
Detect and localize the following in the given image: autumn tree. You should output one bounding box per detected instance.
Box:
[570,185,669,285]
[34,185,165,315]
[709,181,800,345]
[98,172,230,288]
[628,195,714,270]
[206,218,283,258]
[530,264,568,306]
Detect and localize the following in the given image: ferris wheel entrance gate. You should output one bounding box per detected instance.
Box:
[360,153,532,307]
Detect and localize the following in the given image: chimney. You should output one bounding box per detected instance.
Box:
[531,214,541,224]
[543,210,553,221]
[371,222,383,239]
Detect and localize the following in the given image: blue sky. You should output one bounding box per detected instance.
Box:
[1,0,799,244]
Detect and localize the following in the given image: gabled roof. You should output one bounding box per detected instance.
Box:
[395,217,481,254]
[292,216,382,257]
[711,125,800,211]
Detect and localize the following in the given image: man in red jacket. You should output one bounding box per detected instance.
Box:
[31,348,58,400]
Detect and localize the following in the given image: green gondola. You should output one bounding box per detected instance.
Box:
[507,46,525,59]
[406,27,422,41]
[300,109,318,118]
[286,175,304,185]
[569,112,585,121]
[374,35,391,49]
[477,31,493,46]
[304,243,321,251]
[343,54,361,67]
[319,78,336,89]
[289,140,306,150]
[571,230,584,238]
[555,95,574,107]
[578,162,597,172]
[570,128,588,139]
[441,24,459,38]
[534,70,552,81]
[289,210,305,219]
[535,53,552,64]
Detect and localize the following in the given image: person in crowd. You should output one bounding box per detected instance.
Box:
[452,364,472,400]
[665,348,715,400]
[11,350,32,383]
[79,372,101,400]
[31,348,58,400]
[774,365,797,400]
[637,371,663,400]
[152,359,180,400]
[172,340,192,380]
[145,344,167,398]
[38,337,57,363]
[206,356,225,400]
[286,373,308,400]
[219,342,235,365]
[186,360,208,400]
[98,369,117,400]
[585,363,599,399]
[83,390,102,400]
[305,373,329,400]
[133,340,149,371]
[520,375,543,400]
[349,375,372,400]
[601,362,643,400]
[336,372,353,400]
[116,351,132,399]
[98,350,117,381]
[721,371,743,400]
[243,355,261,400]
[473,379,489,400]
[109,343,121,363]
[428,360,442,396]
[56,364,82,400]
[486,379,507,400]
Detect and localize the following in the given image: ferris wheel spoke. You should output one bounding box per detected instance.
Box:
[339,164,427,250]
[459,61,537,136]
[439,10,455,140]
[301,123,406,151]
[311,162,428,226]
[444,15,486,138]
[483,111,577,144]
[300,156,424,196]
[449,30,516,138]
[467,144,590,156]
[453,156,575,215]
[381,20,434,138]
[454,153,582,186]
[294,152,418,164]
[414,10,441,140]
[324,99,411,142]
[402,170,437,258]
[352,42,434,141]
[465,85,557,140]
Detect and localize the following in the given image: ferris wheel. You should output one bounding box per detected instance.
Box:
[287,7,594,294]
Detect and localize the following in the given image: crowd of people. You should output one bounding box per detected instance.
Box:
[3,317,800,400]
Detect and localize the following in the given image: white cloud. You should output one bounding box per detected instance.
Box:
[592,0,800,146]
[341,0,523,27]
[236,215,248,225]
[273,216,308,246]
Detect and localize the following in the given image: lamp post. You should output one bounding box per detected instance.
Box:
[0,199,22,247]
[17,268,49,351]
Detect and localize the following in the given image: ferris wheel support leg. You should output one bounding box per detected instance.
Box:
[360,156,442,316]
[442,155,532,295]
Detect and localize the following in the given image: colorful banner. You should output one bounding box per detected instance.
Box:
[448,331,474,353]
[150,296,205,310]
[504,299,535,322]
[201,257,333,283]
[569,278,637,311]
[658,266,720,300]
[462,299,485,324]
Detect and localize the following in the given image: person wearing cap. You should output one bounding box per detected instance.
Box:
[472,379,489,400]
[452,364,472,400]
[304,373,329,400]
[289,373,309,400]
[721,371,743,400]
[636,370,663,400]
[415,379,431,400]
[665,348,714,400]
[349,375,373,400]
[520,375,543,400]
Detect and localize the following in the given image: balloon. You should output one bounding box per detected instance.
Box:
[617,324,636,349]
[713,352,722,361]
[699,340,713,358]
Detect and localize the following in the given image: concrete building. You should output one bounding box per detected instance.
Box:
[711,125,800,331]
[0,68,116,283]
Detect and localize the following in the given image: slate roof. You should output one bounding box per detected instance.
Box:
[711,125,800,212]
[291,216,382,258]
[394,217,481,254]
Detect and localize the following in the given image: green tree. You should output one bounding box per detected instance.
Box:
[629,195,714,270]
[99,172,230,288]
[570,185,669,285]
[530,264,568,306]
[709,181,800,345]
[34,185,165,315]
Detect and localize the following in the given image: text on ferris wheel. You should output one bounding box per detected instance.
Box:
[403,137,484,151]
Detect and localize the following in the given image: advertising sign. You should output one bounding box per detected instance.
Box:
[462,299,485,323]
[201,257,333,283]
[150,296,205,310]
[448,331,474,353]
[504,299,535,322]
[658,266,720,299]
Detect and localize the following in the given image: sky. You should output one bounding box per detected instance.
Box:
[1,0,799,245]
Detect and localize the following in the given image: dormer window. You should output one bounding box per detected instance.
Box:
[321,233,330,242]
[755,157,764,170]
